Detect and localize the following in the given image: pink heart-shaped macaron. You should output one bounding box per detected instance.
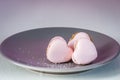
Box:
[68,32,91,50]
[72,38,98,65]
[68,32,98,65]
[47,36,73,63]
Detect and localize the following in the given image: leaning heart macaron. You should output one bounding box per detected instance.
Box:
[72,38,98,65]
[68,32,98,65]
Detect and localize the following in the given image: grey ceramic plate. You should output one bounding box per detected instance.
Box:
[0,27,120,74]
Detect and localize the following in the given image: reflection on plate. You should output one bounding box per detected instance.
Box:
[0,27,120,74]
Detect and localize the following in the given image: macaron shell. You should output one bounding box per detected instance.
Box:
[72,39,98,65]
[68,32,90,49]
[68,39,74,49]
[48,36,66,47]
[64,47,73,61]
[75,32,91,40]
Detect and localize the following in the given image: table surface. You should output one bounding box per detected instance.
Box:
[0,0,120,80]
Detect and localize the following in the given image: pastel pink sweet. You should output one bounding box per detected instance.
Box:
[72,39,97,64]
[68,32,90,49]
[47,36,73,63]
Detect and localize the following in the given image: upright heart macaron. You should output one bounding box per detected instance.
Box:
[46,36,73,63]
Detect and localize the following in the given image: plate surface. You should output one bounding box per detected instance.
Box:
[0,27,120,74]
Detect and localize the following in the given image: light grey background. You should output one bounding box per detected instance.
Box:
[0,0,120,80]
